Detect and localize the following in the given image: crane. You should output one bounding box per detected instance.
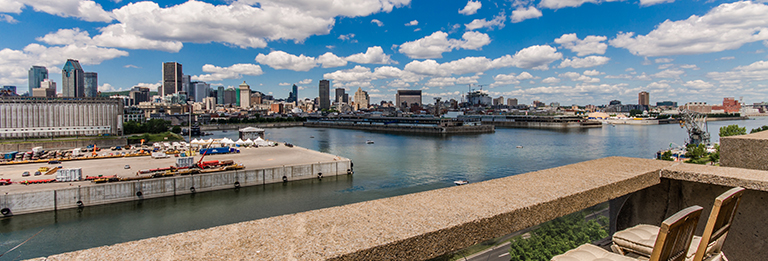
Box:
[678,108,710,145]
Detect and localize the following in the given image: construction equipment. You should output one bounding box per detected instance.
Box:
[679,108,710,145]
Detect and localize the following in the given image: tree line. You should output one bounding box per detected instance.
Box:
[507,212,609,260]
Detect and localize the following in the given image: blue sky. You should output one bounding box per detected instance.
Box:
[1,0,768,106]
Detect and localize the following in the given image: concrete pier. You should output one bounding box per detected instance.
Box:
[0,145,351,216]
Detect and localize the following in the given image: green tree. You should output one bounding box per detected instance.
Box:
[708,144,720,163]
[629,109,643,117]
[171,125,182,134]
[660,151,674,161]
[507,211,608,260]
[685,144,709,164]
[719,124,746,137]
[750,125,768,134]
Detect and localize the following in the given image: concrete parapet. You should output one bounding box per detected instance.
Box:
[38,158,768,260]
[42,157,673,260]
[720,130,768,170]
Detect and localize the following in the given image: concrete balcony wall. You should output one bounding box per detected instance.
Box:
[720,130,768,170]
[40,158,768,260]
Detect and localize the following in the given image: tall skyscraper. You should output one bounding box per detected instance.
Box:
[62,59,85,97]
[288,84,298,103]
[239,81,250,108]
[638,91,649,106]
[193,82,210,102]
[353,87,369,111]
[84,72,98,97]
[217,86,224,105]
[335,88,346,103]
[28,66,48,96]
[182,75,191,96]
[319,79,330,110]
[162,62,182,97]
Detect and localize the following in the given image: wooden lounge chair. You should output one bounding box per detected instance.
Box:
[552,205,703,261]
[612,187,745,261]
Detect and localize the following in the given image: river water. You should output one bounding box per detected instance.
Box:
[2,117,767,260]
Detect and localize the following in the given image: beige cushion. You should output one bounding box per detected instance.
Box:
[612,224,711,260]
[612,224,659,256]
[552,244,637,261]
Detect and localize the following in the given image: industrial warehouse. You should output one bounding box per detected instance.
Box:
[0,97,123,139]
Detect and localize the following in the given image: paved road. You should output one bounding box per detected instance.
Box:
[465,241,512,261]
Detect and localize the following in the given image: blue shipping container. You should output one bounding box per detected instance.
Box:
[199,147,230,155]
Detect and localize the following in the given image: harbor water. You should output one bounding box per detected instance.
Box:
[2,117,767,260]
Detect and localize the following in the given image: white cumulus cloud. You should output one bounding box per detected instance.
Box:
[346,46,394,64]
[255,51,318,71]
[459,0,481,15]
[554,33,608,56]
[558,56,610,68]
[1,0,113,22]
[493,45,563,70]
[192,63,263,82]
[317,52,348,68]
[405,20,418,26]
[398,31,491,59]
[609,1,768,56]
[511,6,542,23]
[371,19,384,26]
[465,13,506,30]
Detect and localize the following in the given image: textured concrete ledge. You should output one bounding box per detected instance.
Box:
[661,163,768,192]
[720,130,768,170]
[42,157,672,260]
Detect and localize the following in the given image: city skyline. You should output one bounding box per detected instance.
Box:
[1,0,768,105]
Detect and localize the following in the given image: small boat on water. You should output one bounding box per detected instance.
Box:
[516,145,523,148]
[454,180,468,186]
[310,136,314,138]
[366,140,374,144]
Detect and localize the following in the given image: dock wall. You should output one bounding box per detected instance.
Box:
[304,122,495,134]
[0,160,351,216]
[483,121,601,129]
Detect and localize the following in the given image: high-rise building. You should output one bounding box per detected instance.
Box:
[193,82,210,103]
[353,87,369,111]
[62,59,85,97]
[217,86,224,105]
[335,88,346,103]
[129,86,150,105]
[319,79,330,110]
[493,96,504,106]
[239,81,250,108]
[224,87,237,105]
[507,98,518,106]
[33,79,57,97]
[28,66,48,96]
[287,84,299,103]
[182,75,191,96]
[396,90,422,109]
[162,62,182,97]
[638,91,649,106]
[84,72,98,97]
